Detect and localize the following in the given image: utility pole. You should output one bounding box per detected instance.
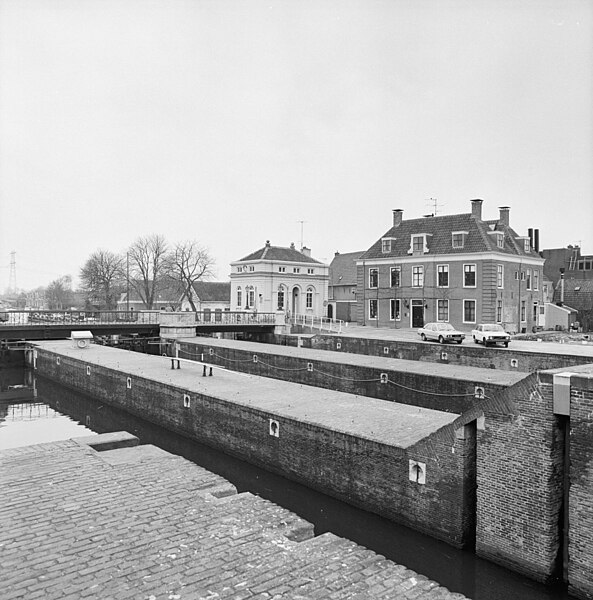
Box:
[8,251,16,294]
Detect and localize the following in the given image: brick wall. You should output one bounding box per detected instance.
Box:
[178,340,508,415]
[273,332,593,373]
[34,347,474,549]
[476,373,565,583]
[567,373,593,600]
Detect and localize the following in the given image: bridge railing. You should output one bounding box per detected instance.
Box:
[0,309,278,327]
[194,311,277,325]
[291,313,344,334]
[0,310,160,326]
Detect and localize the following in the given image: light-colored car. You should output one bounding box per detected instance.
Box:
[418,322,465,344]
[471,324,511,347]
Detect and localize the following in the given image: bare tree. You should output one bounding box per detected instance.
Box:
[127,234,172,309]
[80,250,125,309]
[170,240,215,310]
[46,276,74,310]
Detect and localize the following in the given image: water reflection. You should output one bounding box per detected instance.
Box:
[23,373,572,600]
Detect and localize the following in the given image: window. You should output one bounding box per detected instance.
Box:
[369,299,378,320]
[382,239,391,253]
[248,266,255,272]
[521,271,526,281]
[306,287,314,309]
[497,264,504,288]
[496,300,503,323]
[390,299,401,321]
[452,233,464,248]
[534,270,539,291]
[514,271,519,280]
[496,233,504,248]
[237,266,244,273]
[464,264,476,287]
[369,268,379,288]
[412,235,424,253]
[293,267,300,274]
[524,239,531,252]
[521,300,526,322]
[390,267,401,287]
[236,287,242,307]
[307,268,314,274]
[278,267,286,273]
[437,264,449,287]
[437,299,449,322]
[526,268,532,290]
[412,266,424,287]
[277,286,285,310]
[463,300,476,323]
[247,286,255,308]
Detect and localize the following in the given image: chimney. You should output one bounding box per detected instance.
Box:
[470,199,483,220]
[498,206,510,227]
[301,246,311,257]
[534,229,540,253]
[393,209,403,228]
[290,242,295,250]
[528,228,533,250]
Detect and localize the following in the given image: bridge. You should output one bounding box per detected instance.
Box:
[0,310,279,342]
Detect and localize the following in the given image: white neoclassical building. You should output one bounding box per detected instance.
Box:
[229,241,329,317]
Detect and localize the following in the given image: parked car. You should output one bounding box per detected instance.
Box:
[472,324,511,347]
[418,322,465,344]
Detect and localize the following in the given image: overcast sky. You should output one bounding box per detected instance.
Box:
[1,0,591,291]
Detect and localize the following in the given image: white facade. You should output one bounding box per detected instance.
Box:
[229,242,329,317]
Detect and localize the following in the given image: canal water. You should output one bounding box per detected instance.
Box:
[0,362,573,600]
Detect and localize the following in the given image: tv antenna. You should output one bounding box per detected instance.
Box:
[425,198,444,216]
[297,220,307,249]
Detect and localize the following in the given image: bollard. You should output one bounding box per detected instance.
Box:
[202,365,207,377]
[209,366,213,376]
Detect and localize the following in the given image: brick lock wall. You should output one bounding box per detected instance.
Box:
[287,333,593,373]
[35,347,472,549]
[567,374,593,600]
[476,373,565,582]
[179,340,506,414]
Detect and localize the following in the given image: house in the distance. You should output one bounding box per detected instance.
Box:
[356,200,545,332]
[179,281,231,315]
[230,241,329,317]
[328,251,364,322]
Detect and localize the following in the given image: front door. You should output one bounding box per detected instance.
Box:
[411,300,424,328]
[292,287,300,315]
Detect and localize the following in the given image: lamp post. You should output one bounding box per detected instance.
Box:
[126,252,130,313]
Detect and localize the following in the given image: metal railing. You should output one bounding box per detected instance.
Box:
[291,313,344,334]
[0,309,278,328]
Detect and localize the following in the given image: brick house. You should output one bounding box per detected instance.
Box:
[328,251,364,322]
[179,281,231,314]
[356,200,545,332]
[229,241,329,317]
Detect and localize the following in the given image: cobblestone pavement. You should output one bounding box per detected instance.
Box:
[0,439,469,600]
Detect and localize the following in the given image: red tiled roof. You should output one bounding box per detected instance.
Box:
[191,281,231,302]
[359,212,539,260]
[329,251,365,286]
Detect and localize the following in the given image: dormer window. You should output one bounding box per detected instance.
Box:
[381,237,395,253]
[408,234,430,255]
[452,231,468,249]
[524,239,531,252]
[487,230,504,248]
